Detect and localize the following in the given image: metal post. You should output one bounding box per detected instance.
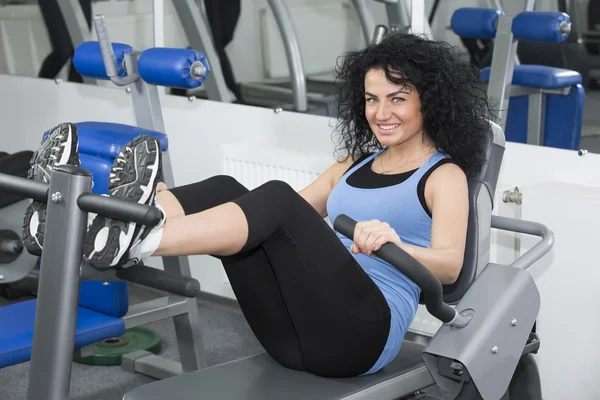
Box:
[124,53,166,133]
[351,0,376,45]
[56,0,95,84]
[27,165,92,400]
[266,0,308,113]
[527,92,546,145]
[410,0,426,36]
[385,0,411,32]
[171,0,233,103]
[153,0,165,47]
[524,0,536,11]
[486,15,519,130]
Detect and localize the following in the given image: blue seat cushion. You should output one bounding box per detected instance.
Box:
[481,64,582,88]
[0,299,125,368]
[43,122,169,159]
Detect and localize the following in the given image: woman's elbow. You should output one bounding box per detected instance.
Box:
[441,257,464,285]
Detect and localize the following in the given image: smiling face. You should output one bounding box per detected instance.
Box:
[364,67,424,149]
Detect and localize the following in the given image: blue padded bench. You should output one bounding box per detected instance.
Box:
[0,121,166,368]
[0,299,124,368]
[44,122,168,195]
[481,64,584,150]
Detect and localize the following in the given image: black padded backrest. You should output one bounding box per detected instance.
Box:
[443,121,505,304]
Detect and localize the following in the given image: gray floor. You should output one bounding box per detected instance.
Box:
[0,286,264,400]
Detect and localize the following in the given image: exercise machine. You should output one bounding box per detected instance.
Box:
[0,14,211,386]
[452,3,584,150]
[122,39,555,400]
[0,158,202,400]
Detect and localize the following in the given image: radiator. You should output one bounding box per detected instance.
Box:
[221,144,331,191]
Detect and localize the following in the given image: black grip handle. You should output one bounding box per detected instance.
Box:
[333,214,456,323]
[116,264,201,298]
[0,172,48,202]
[77,193,163,227]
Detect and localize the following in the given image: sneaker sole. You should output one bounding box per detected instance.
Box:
[22,123,78,256]
[83,136,161,269]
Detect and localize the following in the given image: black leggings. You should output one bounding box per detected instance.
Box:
[169,176,391,377]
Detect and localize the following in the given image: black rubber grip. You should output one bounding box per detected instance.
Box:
[333,214,455,323]
[0,172,48,202]
[77,193,163,227]
[116,264,201,298]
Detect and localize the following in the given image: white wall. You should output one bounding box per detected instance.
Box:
[0,74,599,398]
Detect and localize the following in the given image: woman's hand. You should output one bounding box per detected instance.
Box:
[350,219,402,256]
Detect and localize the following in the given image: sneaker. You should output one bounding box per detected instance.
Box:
[83,135,162,270]
[22,123,80,256]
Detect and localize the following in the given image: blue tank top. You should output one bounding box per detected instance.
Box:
[326,149,447,375]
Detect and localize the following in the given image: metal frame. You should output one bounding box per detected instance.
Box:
[485,14,519,131]
[483,0,577,146]
[56,0,95,85]
[351,0,376,45]
[117,50,208,376]
[0,162,203,399]
[370,0,432,37]
[27,17,209,392]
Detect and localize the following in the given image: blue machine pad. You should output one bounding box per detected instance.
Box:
[0,300,125,368]
[481,65,582,88]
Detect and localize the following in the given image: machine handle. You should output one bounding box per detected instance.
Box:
[77,193,163,227]
[333,214,464,325]
[0,172,48,202]
[93,14,139,86]
[491,215,554,270]
[116,264,201,298]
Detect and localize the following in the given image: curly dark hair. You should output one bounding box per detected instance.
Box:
[333,32,492,176]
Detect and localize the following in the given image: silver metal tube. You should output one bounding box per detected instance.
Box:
[56,0,95,85]
[93,15,139,86]
[491,215,555,270]
[486,15,518,130]
[526,92,546,145]
[447,310,473,328]
[267,0,308,112]
[372,25,388,45]
[524,0,536,12]
[352,0,377,45]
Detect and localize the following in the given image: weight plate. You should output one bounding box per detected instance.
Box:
[73,326,162,366]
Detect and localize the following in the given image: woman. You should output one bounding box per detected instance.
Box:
[24,33,490,378]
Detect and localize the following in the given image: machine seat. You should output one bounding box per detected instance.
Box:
[124,341,433,400]
[481,64,582,88]
[0,299,125,368]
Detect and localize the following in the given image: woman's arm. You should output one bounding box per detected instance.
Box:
[299,158,355,218]
[351,162,469,285]
[400,163,469,284]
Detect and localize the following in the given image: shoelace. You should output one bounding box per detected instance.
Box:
[48,134,65,161]
[109,146,133,184]
[38,135,66,181]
